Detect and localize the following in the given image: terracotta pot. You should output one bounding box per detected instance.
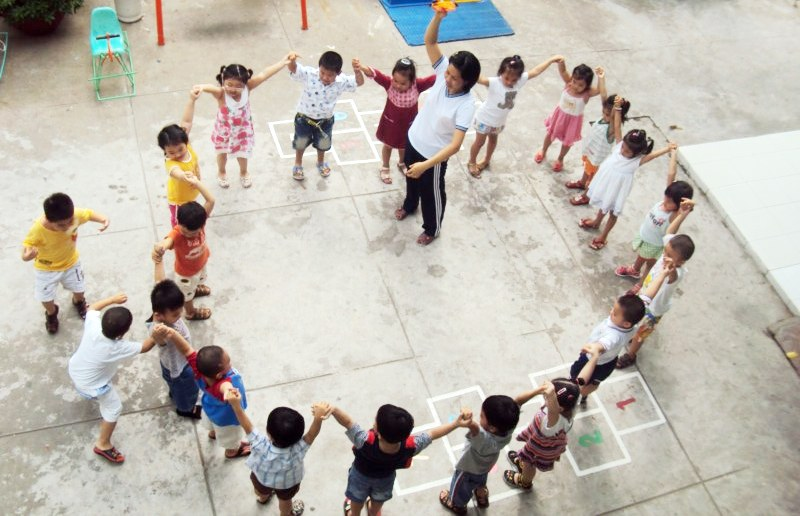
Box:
[8,11,66,36]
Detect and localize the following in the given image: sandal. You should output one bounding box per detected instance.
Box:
[477,160,490,171]
[552,160,564,172]
[397,162,408,175]
[502,470,532,490]
[240,174,252,188]
[507,450,523,471]
[615,265,641,279]
[394,207,408,221]
[291,499,305,515]
[578,218,599,230]
[616,352,637,369]
[534,149,544,164]
[72,298,88,319]
[217,175,230,189]
[566,179,585,189]
[185,307,212,320]
[45,305,59,335]
[343,498,352,516]
[94,446,125,464]
[292,165,305,181]
[225,442,251,459]
[570,194,590,206]
[379,166,392,185]
[317,161,331,177]
[438,490,467,515]
[194,284,211,297]
[467,162,481,179]
[416,232,436,246]
[473,487,490,508]
[589,238,607,251]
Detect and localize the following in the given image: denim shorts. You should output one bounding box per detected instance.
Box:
[160,363,199,412]
[293,113,334,151]
[345,466,395,503]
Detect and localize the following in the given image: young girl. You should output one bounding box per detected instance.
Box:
[534,62,606,172]
[362,58,435,185]
[615,149,694,282]
[467,54,562,178]
[578,111,676,250]
[157,87,211,227]
[566,94,630,205]
[195,56,290,188]
[503,378,579,489]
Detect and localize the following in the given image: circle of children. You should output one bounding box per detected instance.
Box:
[20,9,697,516]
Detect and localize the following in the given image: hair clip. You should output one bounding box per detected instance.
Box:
[400,58,412,66]
[557,387,567,395]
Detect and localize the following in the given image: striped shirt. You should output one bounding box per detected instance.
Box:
[246,430,310,489]
[582,118,614,166]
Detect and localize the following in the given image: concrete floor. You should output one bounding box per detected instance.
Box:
[1,0,799,514]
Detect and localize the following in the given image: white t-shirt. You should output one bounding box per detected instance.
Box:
[586,317,636,365]
[539,405,573,437]
[475,73,529,127]
[68,311,141,391]
[639,201,673,245]
[407,56,476,158]
[290,63,357,119]
[642,234,686,317]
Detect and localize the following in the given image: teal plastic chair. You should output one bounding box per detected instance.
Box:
[89,7,135,100]
[0,32,7,81]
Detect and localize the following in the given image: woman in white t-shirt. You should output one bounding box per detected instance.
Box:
[394,9,481,246]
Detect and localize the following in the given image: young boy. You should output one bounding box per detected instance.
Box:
[152,186,215,321]
[68,293,165,463]
[570,293,646,404]
[287,50,364,181]
[147,252,200,419]
[330,404,471,516]
[439,394,528,514]
[616,199,696,368]
[224,390,329,516]
[22,192,110,333]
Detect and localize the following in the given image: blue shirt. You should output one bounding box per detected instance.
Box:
[247,430,310,489]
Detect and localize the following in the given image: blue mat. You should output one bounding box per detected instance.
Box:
[380,0,514,46]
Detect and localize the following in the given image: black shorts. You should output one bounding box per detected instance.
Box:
[570,353,617,385]
[250,472,301,500]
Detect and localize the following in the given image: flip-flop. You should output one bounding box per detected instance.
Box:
[217,175,230,189]
[343,498,352,516]
[477,160,490,171]
[417,232,436,246]
[589,238,607,250]
[94,446,125,464]
[565,180,585,189]
[292,166,305,181]
[225,442,251,459]
[570,194,590,206]
[317,162,331,177]
[394,208,408,221]
[578,218,599,230]
[438,490,467,514]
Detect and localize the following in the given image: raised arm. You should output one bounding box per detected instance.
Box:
[89,292,127,312]
[89,211,110,232]
[640,142,674,166]
[152,235,174,263]
[186,177,215,217]
[540,381,563,428]
[576,342,604,386]
[180,87,201,135]
[666,198,695,235]
[352,58,365,87]
[329,406,355,431]
[642,258,675,300]
[593,67,607,101]
[248,54,292,90]
[424,10,447,66]
[612,96,625,143]
[665,145,679,186]
[514,385,547,406]
[557,58,571,84]
[303,402,331,445]
[428,408,472,440]
[528,55,563,79]
[287,52,299,74]
[224,388,254,435]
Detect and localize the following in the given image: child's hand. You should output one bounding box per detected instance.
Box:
[98,218,110,232]
[112,293,128,305]
[352,58,361,72]
[189,86,202,100]
[614,95,624,108]
[151,323,170,342]
[432,1,451,16]
[22,247,38,261]
[224,388,241,403]
[460,407,473,422]
[679,198,695,213]
[312,402,331,419]
[595,66,605,79]
[668,142,678,153]
[152,244,166,263]
[542,380,555,397]
[287,52,299,63]
[361,65,375,78]
[456,409,472,427]
[662,256,676,274]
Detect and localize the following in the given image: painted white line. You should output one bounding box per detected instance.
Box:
[573,408,602,419]
[488,488,525,503]
[428,385,484,403]
[394,476,452,496]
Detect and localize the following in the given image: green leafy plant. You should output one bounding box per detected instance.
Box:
[0,0,84,24]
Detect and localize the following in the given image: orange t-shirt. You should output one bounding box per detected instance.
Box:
[168,226,209,277]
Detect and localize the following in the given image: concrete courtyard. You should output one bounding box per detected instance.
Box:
[1,0,799,514]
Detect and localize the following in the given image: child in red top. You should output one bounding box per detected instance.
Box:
[152,182,215,320]
[362,58,435,185]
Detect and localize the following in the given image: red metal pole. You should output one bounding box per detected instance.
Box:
[155,0,165,45]
[300,0,308,30]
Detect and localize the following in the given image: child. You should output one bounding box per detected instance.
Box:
[157,88,213,227]
[534,61,606,172]
[288,51,364,181]
[148,250,200,419]
[503,379,580,489]
[467,54,562,178]
[614,149,694,281]
[152,187,215,321]
[67,293,164,463]
[224,390,329,516]
[616,200,696,368]
[361,58,435,184]
[395,9,481,246]
[570,294,646,404]
[579,126,676,250]
[22,192,110,334]
[438,393,528,513]
[566,94,631,205]
[195,57,291,188]
[329,403,471,516]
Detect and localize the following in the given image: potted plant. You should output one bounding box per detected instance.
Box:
[0,0,84,35]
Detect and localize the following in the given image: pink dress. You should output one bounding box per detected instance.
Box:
[211,86,254,159]
[544,87,590,146]
[372,69,436,149]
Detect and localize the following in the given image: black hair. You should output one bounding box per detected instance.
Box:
[449,50,481,93]
[43,193,74,222]
[101,306,133,340]
[196,345,226,378]
[267,407,305,448]
[497,55,525,77]
[604,94,631,123]
[664,181,694,207]
[617,294,646,327]
[151,279,185,314]
[482,395,520,435]
[216,64,253,86]
[375,404,414,444]
[157,124,188,151]
[176,201,207,231]
[669,234,695,261]
[319,51,343,73]
[572,64,594,90]
[392,57,417,83]
[623,129,655,157]
[551,378,580,419]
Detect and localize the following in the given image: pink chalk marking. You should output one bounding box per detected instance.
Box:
[616,397,636,410]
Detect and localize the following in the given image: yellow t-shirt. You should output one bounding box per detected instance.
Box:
[165,144,200,205]
[23,208,93,271]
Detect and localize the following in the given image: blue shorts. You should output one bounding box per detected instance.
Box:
[345,466,395,504]
[293,113,334,151]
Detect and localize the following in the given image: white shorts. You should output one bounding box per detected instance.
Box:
[473,120,504,135]
[76,384,122,423]
[175,267,207,301]
[202,411,244,450]
[34,262,85,302]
